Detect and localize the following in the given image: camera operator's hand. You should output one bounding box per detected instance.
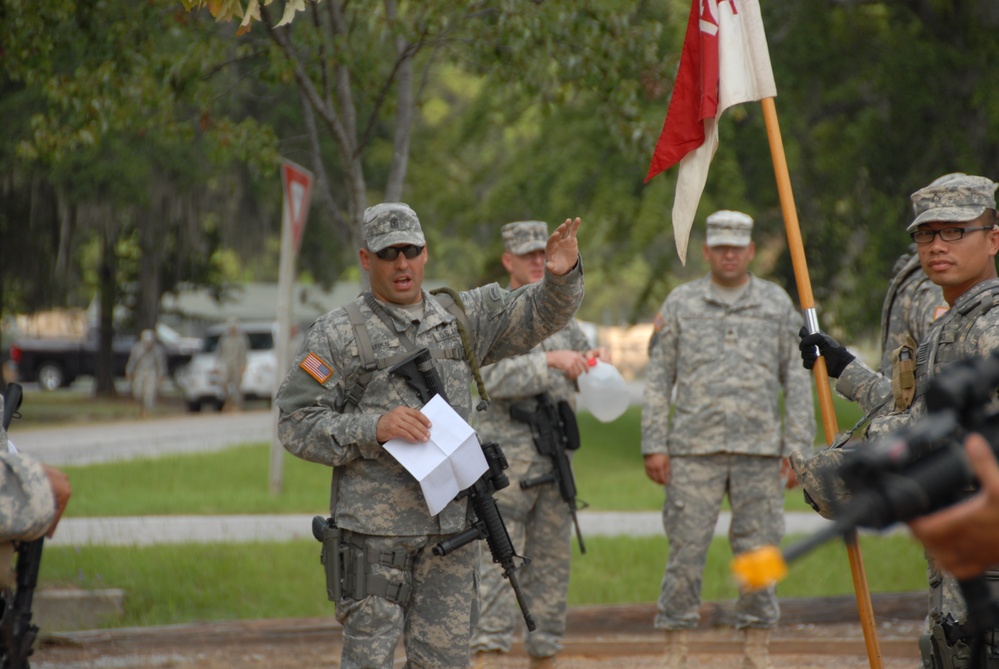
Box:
[798,327,855,378]
[908,433,999,580]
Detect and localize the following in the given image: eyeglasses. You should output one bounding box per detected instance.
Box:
[371,244,424,261]
[910,226,996,245]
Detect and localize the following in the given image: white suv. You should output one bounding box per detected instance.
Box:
[177,321,278,412]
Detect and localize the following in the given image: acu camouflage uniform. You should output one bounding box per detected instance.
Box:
[834,277,999,632]
[275,264,583,667]
[825,175,999,663]
[470,312,591,659]
[125,332,167,414]
[879,246,946,376]
[641,274,815,631]
[216,325,250,409]
[0,395,55,544]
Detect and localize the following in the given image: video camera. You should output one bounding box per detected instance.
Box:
[734,349,999,667]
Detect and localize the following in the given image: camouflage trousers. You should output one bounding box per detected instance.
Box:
[471,455,572,658]
[221,370,242,408]
[335,532,477,669]
[927,554,969,630]
[131,371,158,412]
[655,454,784,630]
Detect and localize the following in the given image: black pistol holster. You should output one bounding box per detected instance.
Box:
[918,617,999,669]
[312,516,412,606]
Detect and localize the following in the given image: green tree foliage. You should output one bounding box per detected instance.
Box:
[763,0,999,337]
[5,0,999,364]
[0,0,279,393]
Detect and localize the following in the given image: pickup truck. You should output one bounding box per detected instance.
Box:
[8,324,201,391]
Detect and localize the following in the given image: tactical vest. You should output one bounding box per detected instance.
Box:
[340,288,488,413]
[328,288,487,533]
[915,279,999,399]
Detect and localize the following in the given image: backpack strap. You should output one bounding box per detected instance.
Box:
[341,289,490,415]
[430,287,490,409]
[342,301,377,414]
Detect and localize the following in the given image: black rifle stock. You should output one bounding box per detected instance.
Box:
[780,350,999,664]
[388,348,536,631]
[1,382,44,669]
[512,394,587,554]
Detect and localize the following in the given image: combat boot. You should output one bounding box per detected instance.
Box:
[742,627,775,669]
[528,654,559,668]
[663,629,688,669]
[471,650,503,669]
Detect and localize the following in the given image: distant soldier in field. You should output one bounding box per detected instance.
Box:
[216,319,249,412]
[125,329,167,419]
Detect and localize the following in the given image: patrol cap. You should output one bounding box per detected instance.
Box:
[502,220,548,255]
[362,202,426,252]
[705,210,753,247]
[908,173,998,231]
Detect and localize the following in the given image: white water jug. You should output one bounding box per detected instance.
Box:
[576,358,629,423]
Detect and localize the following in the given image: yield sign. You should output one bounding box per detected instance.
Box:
[281,160,314,253]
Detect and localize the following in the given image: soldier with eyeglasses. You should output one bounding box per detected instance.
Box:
[790,173,999,668]
[274,202,585,669]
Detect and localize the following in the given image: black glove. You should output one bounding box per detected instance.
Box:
[798,326,855,378]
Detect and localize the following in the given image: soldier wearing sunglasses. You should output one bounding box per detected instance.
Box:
[275,202,585,669]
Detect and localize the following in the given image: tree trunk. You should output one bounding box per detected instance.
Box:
[94,225,118,398]
[136,202,162,332]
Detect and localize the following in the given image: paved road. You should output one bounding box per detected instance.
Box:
[12,408,277,466]
[11,408,845,546]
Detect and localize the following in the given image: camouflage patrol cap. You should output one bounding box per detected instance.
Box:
[501,220,548,255]
[705,210,753,247]
[908,173,998,231]
[362,203,426,252]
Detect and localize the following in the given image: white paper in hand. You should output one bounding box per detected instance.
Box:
[382,394,488,516]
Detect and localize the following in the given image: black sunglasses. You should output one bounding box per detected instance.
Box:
[371,244,424,261]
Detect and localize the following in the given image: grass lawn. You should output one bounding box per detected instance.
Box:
[40,532,927,628]
[27,383,925,629]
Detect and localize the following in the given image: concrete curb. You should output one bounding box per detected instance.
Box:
[47,511,853,546]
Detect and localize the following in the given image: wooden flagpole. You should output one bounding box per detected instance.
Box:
[760,97,884,669]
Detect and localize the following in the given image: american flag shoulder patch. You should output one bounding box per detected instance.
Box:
[652,312,666,333]
[300,352,334,384]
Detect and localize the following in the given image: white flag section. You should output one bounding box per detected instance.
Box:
[671,0,776,264]
[383,395,488,516]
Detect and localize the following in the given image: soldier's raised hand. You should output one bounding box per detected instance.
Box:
[545,217,581,276]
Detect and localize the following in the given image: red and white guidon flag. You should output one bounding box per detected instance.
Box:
[645,0,776,264]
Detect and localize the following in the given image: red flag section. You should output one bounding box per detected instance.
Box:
[644,0,718,182]
[644,0,777,264]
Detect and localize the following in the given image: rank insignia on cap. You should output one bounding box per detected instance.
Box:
[301,352,333,384]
